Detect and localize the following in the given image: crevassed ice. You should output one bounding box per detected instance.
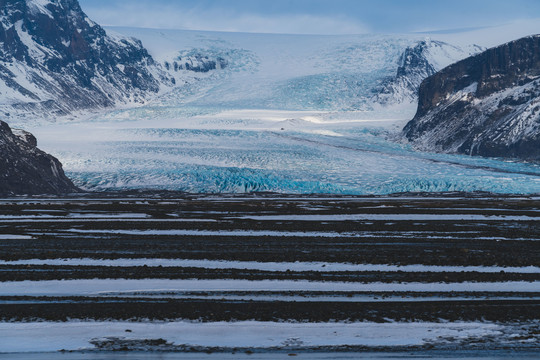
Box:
[54,126,540,194]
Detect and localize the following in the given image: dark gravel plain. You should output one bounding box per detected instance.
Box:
[0,192,539,351]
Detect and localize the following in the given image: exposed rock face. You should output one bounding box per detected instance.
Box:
[376,40,483,105]
[404,35,540,161]
[165,53,228,73]
[0,120,78,195]
[0,0,173,121]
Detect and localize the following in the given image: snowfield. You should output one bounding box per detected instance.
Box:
[2,279,539,297]
[0,321,506,353]
[2,258,538,274]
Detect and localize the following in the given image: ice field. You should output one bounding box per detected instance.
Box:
[24,109,540,194]
[17,26,540,195]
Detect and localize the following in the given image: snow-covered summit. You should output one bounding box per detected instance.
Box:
[375,39,484,105]
[108,27,485,115]
[1,0,536,123]
[0,0,173,121]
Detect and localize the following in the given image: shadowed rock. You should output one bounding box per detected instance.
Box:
[0,119,79,195]
[404,35,540,161]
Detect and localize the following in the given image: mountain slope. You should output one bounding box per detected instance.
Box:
[0,119,78,195]
[0,0,173,121]
[108,28,485,115]
[0,0,487,121]
[403,35,540,161]
[375,39,483,105]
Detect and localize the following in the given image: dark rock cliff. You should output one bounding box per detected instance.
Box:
[404,35,540,161]
[376,40,483,105]
[0,120,78,195]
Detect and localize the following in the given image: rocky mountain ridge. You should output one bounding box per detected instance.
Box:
[0,119,78,195]
[0,0,174,121]
[403,35,540,161]
[376,39,484,105]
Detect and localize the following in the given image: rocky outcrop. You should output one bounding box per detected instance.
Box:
[376,40,483,105]
[404,35,540,161]
[0,120,78,195]
[165,53,228,73]
[0,0,174,121]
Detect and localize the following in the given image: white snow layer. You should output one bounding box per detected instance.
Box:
[1,258,538,274]
[1,280,538,297]
[233,214,539,221]
[0,321,504,353]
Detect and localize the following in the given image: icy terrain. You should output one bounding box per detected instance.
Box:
[23,110,540,194]
[12,25,540,195]
[105,27,485,112]
[0,321,512,353]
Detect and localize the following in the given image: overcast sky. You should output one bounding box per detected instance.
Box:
[78,0,540,35]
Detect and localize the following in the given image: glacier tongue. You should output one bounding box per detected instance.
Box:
[25,110,540,195]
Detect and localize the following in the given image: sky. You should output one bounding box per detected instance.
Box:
[78,0,540,35]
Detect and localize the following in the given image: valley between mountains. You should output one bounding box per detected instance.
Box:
[0,0,539,357]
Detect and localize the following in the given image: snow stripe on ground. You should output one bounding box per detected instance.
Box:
[1,258,538,274]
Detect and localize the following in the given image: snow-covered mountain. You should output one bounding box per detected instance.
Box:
[0,119,78,194]
[0,0,535,124]
[3,0,540,195]
[100,27,488,118]
[0,1,487,122]
[375,39,484,105]
[0,0,173,122]
[404,35,540,161]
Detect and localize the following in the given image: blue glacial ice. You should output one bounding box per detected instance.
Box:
[32,121,540,195]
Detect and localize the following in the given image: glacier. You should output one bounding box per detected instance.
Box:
[24,109,540,194]
[14,26,540,195]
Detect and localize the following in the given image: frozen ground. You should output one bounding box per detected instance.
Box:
[3,258,538,273]
[1,352,540,360]
[0,321,516,353]
[0,196,538,354]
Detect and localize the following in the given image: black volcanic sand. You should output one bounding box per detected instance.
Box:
[0,192,539,323]
[1,265,539,282]
[0,193,538,266]
[1,298,538,322]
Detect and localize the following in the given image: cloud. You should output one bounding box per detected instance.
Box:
[82,2,370,35]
